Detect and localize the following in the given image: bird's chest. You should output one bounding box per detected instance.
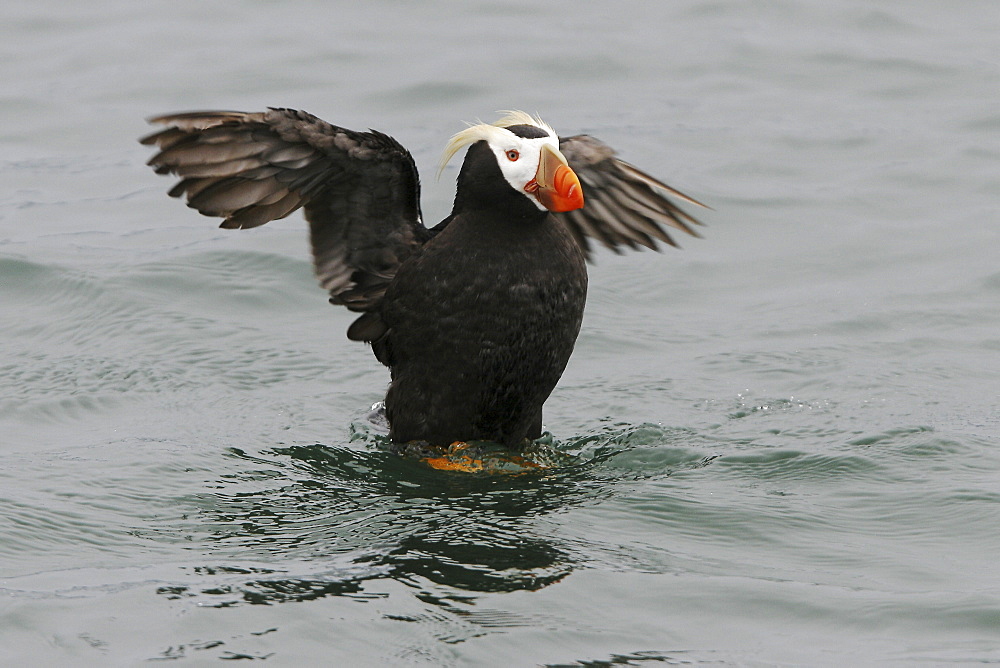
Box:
[385,217,587,353]
[418,251,581,333]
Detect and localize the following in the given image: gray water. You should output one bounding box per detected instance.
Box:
[2,0,999,665]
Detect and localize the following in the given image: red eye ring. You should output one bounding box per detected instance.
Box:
[506,149,519,161]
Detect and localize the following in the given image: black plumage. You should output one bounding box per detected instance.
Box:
[141,108,704,448]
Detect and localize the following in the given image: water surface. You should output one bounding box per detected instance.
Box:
[1,0,999,664]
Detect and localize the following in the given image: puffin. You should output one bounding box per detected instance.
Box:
[141,109,705,449]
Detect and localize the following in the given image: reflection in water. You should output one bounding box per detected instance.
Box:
[276,438,586,595]
[158,424,697,608]
[160,436,602,606]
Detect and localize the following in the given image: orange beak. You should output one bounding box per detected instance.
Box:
[529,143,585,212]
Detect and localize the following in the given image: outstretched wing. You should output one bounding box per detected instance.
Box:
[141,108,429,332]
[556,134,707,259]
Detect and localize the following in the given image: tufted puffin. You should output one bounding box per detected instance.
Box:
[141,109,705,449]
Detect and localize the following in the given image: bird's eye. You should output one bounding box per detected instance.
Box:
[506,149,519,161]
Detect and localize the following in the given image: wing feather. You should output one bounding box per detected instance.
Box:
[557,134,707,259]
[142,108,429,342]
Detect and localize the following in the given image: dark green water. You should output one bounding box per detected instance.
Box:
[2,1,999,664]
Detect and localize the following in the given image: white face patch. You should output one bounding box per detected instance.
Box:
[486,131,561,211]
[437,112,563,211]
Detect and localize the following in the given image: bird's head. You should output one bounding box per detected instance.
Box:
[440,111,585,214]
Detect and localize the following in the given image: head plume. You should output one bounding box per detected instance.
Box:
[437,110,555,178]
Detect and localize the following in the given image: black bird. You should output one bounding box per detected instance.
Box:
[141,109,704,449]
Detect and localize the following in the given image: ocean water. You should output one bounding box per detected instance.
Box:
[2,0,998,664]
